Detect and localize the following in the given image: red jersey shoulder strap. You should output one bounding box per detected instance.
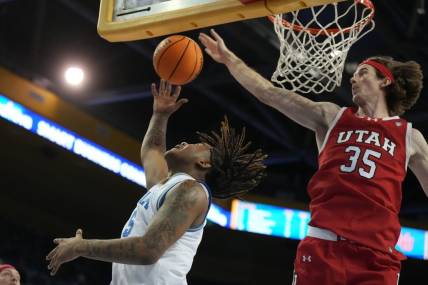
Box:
[319,107,348,153]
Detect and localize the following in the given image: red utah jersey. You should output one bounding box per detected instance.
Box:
[308,107,412,258]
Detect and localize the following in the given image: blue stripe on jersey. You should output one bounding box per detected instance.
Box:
[156,180,185,210]
[187,181,212,231]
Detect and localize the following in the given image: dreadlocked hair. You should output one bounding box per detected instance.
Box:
[197,116,267,199]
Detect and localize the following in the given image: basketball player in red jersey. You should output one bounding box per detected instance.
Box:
[200,29,428,284]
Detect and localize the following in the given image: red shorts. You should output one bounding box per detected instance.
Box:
[293,236,401,285]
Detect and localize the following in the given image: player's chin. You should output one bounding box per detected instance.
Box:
[164,150,182,166]
[164,148,178,158]
[352,94,363,106]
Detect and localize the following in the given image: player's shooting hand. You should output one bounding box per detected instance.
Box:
[46,229,84,276]
[199,29,235,65]
[151,79,188,116]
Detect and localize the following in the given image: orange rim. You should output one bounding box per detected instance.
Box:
[268,0,375,36]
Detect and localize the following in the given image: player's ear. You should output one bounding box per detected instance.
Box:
[197,159,211,170]
[380,78,392,88]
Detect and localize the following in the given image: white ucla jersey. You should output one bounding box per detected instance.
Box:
[111,172,212,285]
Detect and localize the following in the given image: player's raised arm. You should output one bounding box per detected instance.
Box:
[199,29,340,133]
[409,128,428,197]
[140,80,188,189]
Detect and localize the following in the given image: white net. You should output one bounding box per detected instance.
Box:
[271,0,375,94]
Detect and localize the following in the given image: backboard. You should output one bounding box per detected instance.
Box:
[98,0,340,42]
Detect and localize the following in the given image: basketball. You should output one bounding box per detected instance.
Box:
[153,35,203,85]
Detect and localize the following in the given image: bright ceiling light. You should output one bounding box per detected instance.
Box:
[64,67,84,86]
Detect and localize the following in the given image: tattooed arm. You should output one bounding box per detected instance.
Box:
[46,180,208,275]
[140,79,188,189]
[140,112,170,190]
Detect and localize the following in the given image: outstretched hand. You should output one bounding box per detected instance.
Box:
[151,79,188,116]
[46,229,84,276]
[199,29,235,65]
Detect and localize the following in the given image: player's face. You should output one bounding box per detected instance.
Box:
[0,269,21,285]
[350,64,385,106]
[165,142,211,167]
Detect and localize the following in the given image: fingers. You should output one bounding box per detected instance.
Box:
[165,81,172,96]
[47,249,60,276]
[209,29,223,43]
[198,32,209,39]
[200,30,229,63]
[158,79,175,96]
[177,98,189,106]
[46,247,57,261]
[199,32,216,49]
[174,98,189,111]
[49,260,62,276]
[47,255,56,270]
[204,48,216,59]
[54,238,65,245]
[172,85,182,98]
[75,228,83,238]
[159,79,166,94]
[198,33,210,45]
[151,83,158,96]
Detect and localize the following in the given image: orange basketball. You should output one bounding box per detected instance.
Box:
[153,35,203,85]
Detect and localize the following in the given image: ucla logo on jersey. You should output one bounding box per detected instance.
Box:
[138,191,152,209]
[122,209,137,237]
[121,192,153,237]
[336,130,396,156]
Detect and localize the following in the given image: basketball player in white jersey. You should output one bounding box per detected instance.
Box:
[46,79,266,285]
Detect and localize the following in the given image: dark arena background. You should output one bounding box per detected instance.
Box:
[0,0,427,284]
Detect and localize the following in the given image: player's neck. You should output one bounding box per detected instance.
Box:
[168,168,206,182]
[356,97,390,119]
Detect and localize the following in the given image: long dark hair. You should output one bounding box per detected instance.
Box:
[368,56,423,116]
[198,117,267,199]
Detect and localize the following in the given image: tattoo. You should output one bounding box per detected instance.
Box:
[146,128,165,148]
[143,181,201,256]
[79,237,145,265]
[77,181,204,265]
[141,114,168,153]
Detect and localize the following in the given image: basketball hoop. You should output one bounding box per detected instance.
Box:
[269,0,375,94]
